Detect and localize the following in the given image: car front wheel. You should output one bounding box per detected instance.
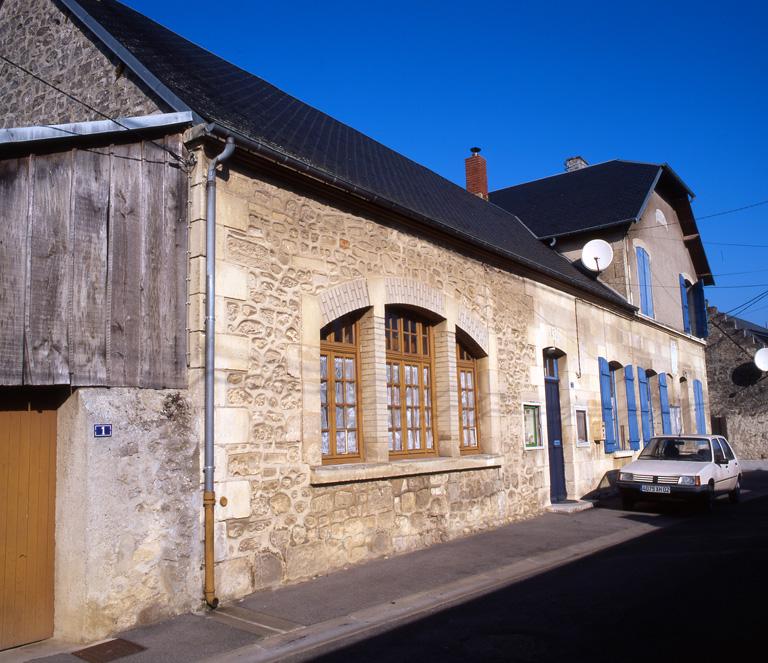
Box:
[700,484,716,513]
[729,477,741,504]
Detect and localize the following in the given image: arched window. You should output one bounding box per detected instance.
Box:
[457,339,480,453]
[320,313,362,463]
[385,308,436,456]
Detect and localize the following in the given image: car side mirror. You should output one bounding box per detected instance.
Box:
[716,458,728,465]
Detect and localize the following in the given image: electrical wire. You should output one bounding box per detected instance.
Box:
[0,54,189,168]
[697,199,768,220]
[724,288,768,316]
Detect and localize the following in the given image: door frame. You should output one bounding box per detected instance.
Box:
[543,350,567,503]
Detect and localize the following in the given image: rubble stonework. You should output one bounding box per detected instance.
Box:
[186,152,710,597]
[707,308,768,459]
[0,0,162,129]
[186,156,545,597]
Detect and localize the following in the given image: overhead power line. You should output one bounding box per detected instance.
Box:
[0,54,188,167]
[697,199,768,220]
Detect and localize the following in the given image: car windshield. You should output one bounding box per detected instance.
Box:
[639,438,712,462]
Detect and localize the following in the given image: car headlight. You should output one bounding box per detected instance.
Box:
[619,472,633,482]
[679,475,701,486]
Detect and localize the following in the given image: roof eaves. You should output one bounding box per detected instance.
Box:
[634,166,664,223]
[58,0,206,124]
[616,159,695,199]
[0,111,194,147]
[198,123,633,312]
[534,218,636,241]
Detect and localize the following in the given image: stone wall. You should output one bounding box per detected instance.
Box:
[186,143,711,601]
[55,387,201,642]
[707,308,768,459]
[186,147,546,600]
[0,0,163,128]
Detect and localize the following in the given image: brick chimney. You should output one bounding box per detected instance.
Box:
[465,147,488,199]
[564,156,588,172]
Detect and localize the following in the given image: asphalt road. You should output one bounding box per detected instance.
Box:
[316,470,768,663]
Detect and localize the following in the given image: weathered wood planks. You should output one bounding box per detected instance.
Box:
[164,135,189,387]
[71,148,109,386]
[0,136,188,388]
[0,158,29,384]
[108,141,144,387]
[26,152,72,384]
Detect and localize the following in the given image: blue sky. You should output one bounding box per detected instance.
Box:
[121,0,767,325]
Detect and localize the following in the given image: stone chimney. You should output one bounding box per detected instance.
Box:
[465,147,488,199]
[564,156,588,172]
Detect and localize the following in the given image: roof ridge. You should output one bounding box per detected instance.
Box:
[489,159,661,196]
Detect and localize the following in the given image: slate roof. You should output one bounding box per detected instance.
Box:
[58,0,631,309]
[725,314,768,345]
[489,160,714,285]
[490,160,675,240]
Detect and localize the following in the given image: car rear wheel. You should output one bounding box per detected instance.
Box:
[729,477,741,504]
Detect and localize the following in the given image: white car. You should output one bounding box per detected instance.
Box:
[616,435,741,511]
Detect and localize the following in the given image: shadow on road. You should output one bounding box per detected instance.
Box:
[314,489,768,663]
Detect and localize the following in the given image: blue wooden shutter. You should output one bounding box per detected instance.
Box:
[679,275,691,334]
[693,379,706,433]
[599,357,617,452]
[624,365,640,450]
[636,248,648,315]
[637,367,652,445]
[692,281,708,338]
[636,247,655,318]
[658,373,672,434]
[644,251,655,318]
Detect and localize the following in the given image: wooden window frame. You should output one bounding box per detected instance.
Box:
[457,340,481,454]
[320,315,363,465]
[385,309,437,458]
[523,402,544,450]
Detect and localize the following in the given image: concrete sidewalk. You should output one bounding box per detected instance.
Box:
[13,464,768,663]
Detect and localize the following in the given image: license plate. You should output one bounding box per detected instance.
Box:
[641,485,671,494]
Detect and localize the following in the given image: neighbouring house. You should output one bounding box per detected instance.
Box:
[0,0,715,649]
[707,307,768,459]
[489,156,714,440]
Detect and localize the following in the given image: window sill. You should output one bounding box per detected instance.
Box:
[612,450,635,459]
[310,454,503,486]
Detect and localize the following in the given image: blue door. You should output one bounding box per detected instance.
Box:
[544,354,567,503]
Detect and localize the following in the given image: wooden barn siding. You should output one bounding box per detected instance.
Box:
[0,137,188,388]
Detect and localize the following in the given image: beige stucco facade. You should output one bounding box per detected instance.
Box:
[559,190,699,334]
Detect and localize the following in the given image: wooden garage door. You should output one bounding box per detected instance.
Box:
[0,410,56,651]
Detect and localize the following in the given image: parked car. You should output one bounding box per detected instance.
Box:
[616,435,741,511]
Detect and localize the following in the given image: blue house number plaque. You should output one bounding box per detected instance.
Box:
[94,424,113,438]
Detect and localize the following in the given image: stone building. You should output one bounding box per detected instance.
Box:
[0,0,715,650]
[707,308,768,459]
